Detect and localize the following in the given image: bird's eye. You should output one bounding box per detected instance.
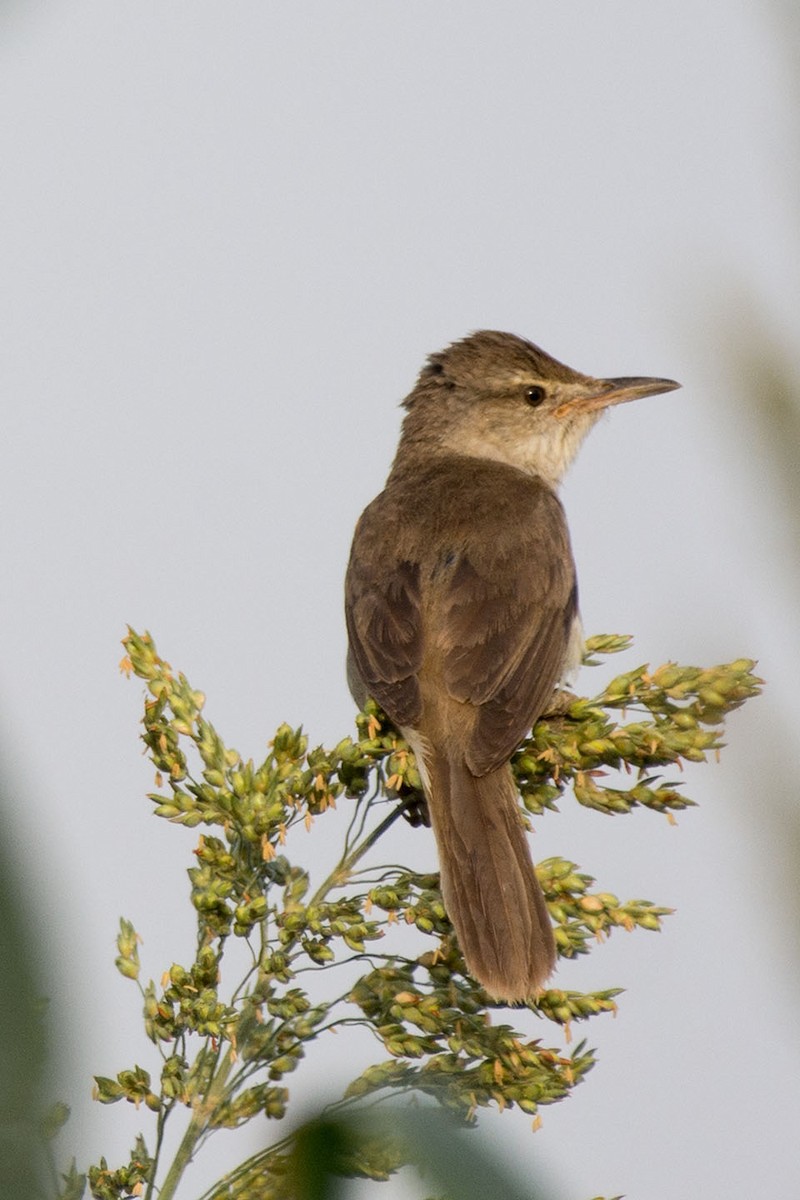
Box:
[525,385,546,408]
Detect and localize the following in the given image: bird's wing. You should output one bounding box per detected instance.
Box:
[344,502,424,727]
[345,465,577,767]
[434,482,577,775]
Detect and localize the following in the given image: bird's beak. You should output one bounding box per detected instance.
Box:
[554,375,681,418]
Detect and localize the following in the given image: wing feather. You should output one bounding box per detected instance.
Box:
[345,459,578,764]
[344,505,423,726]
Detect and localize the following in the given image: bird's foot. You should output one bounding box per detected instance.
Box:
[400,792,430,828]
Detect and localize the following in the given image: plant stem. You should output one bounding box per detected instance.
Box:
[144,1102,169,1200]
[308,798,409,908]
[156,1046,236,1200]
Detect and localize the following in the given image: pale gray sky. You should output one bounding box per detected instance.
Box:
[1,3,798,1198]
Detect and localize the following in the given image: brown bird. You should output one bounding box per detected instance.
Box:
[345,331,679,1001]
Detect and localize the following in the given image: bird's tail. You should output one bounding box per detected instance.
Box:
[424,748,556,1002]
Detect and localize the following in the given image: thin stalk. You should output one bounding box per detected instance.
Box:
[155,1045,236,1200]
[143,1100,172,1200]
[308,798,409,908]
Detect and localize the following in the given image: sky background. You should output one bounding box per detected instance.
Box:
[1,2,799,1197]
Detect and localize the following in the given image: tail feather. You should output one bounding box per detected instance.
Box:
[424,748,555,1001]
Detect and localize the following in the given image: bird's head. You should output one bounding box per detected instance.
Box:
[400,330,680,487]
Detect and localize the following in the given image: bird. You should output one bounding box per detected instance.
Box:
[344,330,679,1002]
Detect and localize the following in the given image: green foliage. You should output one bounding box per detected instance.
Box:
[0,777,53,1200]
[60,630,760,1199]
